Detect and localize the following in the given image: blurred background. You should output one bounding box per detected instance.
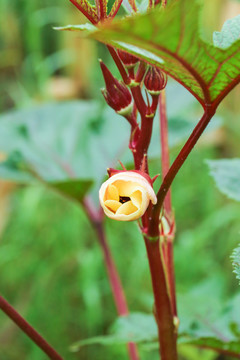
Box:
[0,0,240,359]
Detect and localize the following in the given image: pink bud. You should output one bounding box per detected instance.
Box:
[144,66,167,95]
[100,60,132,114]
[117,50,139,67]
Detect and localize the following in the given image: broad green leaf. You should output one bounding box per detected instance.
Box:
[70,289,240,358]
[48,179,93,202]
[0,101,130,201]
[70,313,157,351]
[207,159,240,201]
[231,244,240,285]
[0,152,92,202]
[213,15,240,49]
[61,0,240,106]
[0,96,221,202]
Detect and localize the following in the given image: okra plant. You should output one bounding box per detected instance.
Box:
[0,0,239,359]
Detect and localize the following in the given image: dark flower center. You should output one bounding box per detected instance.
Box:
[119,196,131,204]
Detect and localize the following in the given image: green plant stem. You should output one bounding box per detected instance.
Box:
[0,295,63,360]
[144,238,177,360]
[83,198,140,360]
[148,107,216,237]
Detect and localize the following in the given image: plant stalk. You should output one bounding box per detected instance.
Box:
[159,90,171,214]
[159,90,177,316]
[144,238,177,360]
[0,295,63,360]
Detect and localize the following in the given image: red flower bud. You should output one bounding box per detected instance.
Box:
[144,66,167,95]
[100,60,132,115]
[117,50,139,68]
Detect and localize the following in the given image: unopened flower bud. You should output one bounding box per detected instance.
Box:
[100,60,132,115]
[117,50,139,68]
[144,66,167,95]
[99,170,157,221]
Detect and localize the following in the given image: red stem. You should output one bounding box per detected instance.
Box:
[159,90,171,214]
[83,199,140,360]
[148,107,216,237]
[0,295,63,360]
[96,222,129,315]
[159,90,177,317]
[131,86,147,117]
[144,238,177,360]
[166,239,177,316]
[107,46,130,84]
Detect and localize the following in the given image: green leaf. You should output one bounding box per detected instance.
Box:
[142,338,240,356]
[70,288,240,358]
[207,159,240,202]
[70,313,157,352]
[0,101,130,201]
[231,244,240,285]
[213,15,240,49]
[0,97,221,202]
[64,0,240,106]
[48,179,93,202]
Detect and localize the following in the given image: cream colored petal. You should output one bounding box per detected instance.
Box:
[113,180,139,197]
[130,190,142,208]
[116,201,137,215]
[99,171,157,221]
[106,184,119,201]
[104,200,121,213]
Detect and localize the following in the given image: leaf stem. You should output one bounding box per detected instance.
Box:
[0,295,63,360]
[148,107,216,237]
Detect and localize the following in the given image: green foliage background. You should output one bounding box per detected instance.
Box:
[0,0,240,359]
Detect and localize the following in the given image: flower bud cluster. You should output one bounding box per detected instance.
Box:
[100,60,132,115]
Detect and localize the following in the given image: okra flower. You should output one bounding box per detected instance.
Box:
[99,171,157,221]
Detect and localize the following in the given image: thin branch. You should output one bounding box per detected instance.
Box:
[83,199,128,315]
[159,91,177,317]
[0,295,63,360]
[83,198,140,360]
[107,46,130,84]
[148,107,216,237]
[159,90,171,214]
